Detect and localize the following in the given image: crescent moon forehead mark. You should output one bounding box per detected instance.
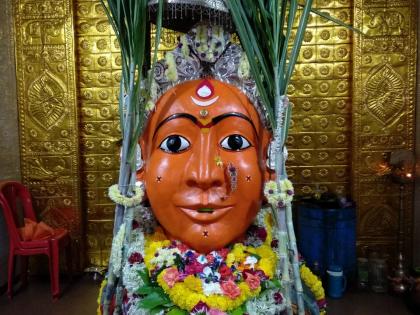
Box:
[191,96,219,107]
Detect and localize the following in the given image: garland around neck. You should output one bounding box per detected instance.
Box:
[119,207,287,315]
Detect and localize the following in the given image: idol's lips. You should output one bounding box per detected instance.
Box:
[179,206,233,223]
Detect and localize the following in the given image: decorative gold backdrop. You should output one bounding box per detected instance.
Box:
[13,0,416,267]
[14,0,83,266]
[353,0,416,260]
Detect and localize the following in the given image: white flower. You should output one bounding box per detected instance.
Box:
[179,34,190,57]
[108,184,144,207]
[110,223,126,275]
[165,52,178,82]
[202,281,223,296]
[246,289,286,315]
[127,231,145,256]
[123,262,145,293]
[150,79,158,101]
[244,256,258,269]
[151,247,181,268]
[264,179,294,206]
[145,100,155,112]
[238,53,251,79]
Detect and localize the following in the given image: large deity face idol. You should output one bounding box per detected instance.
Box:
[139,79,271,253]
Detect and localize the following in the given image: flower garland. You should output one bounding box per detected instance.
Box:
[97,278,107,315]
[108,184,144,207]
[117,207,289,315]
[143,218,277,312]
[110,222,126,275]
[300,264,327,315]
[263,179,294,207]
[101,192,326,315]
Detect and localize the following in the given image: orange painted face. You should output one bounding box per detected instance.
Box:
[139,79,271,253]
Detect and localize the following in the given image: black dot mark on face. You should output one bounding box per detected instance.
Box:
[203,230,209,237]
[156,176,162,182]
[246,175,252,182]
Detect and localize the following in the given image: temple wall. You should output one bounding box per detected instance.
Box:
[0,0,20,286]
[2,0,417,269]
[414,0,420,267]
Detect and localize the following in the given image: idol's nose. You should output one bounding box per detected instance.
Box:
[184,132,224,190]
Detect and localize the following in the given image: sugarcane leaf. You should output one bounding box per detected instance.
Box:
[226,1,276,128]
[302,5,365,35]
[284,0,313,93]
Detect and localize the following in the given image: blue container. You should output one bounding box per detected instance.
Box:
[297,203,356,278]
[326,265,347,298]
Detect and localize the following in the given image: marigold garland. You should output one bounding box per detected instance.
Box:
[300,264,327,314]
[97,278,107,315]
[142,211,277,312]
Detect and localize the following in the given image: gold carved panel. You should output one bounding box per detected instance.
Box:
[14,0,82,249]
[13,0,417,267]
[353,0,416,259]
[75,0,121,267]
[287,0,353,197]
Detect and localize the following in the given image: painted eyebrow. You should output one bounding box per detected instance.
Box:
[153,112,257,138]
[153,113,197,138]
[212,112,257,135]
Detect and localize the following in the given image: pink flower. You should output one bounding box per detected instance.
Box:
[163,267,180,288]
[176,243,189,253]
[185,260,205,275]
[221,280,241,299]
[209,309,228,315]
[245,272,260,290]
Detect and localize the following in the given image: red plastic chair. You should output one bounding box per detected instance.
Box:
[0,180,72,299]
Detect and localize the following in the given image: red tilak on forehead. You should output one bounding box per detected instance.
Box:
[195,79,214,99]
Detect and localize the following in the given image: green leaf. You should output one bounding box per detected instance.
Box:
[262,279,282,290]
[167,308,188,315]
[137,285,164,295]
[229,304,247,315]
[138,269,150,286]
[138,292,170,310]
[149,305,166,315]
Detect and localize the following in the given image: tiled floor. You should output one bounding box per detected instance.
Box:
[0,275,417,315]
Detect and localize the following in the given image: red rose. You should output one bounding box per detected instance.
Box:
[219,248,230,259]
[221,280,241,299]
[219,265,233,279]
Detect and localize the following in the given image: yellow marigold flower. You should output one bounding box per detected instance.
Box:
[226,253,235,266]
[184,275,202,292]
[245,246,256,255]
[258,258,275,278]
[264,213,273,245]
[255,244,276,259]
[232,245,246,261]
[97,278,107,315]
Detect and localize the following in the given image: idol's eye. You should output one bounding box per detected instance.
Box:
[159,135,190,153]
[220,134,251,151]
